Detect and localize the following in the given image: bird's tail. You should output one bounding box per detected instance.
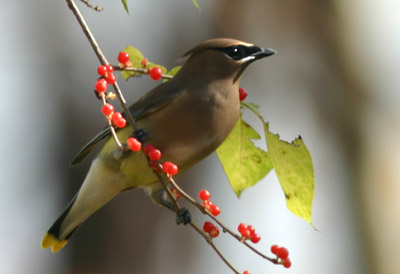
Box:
[41,158,124,252]
[41,196,78,252]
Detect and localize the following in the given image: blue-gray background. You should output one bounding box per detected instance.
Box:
[1,1,400,273]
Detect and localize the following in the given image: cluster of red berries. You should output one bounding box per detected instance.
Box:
[96,53,164,131]
[237,223,261,244]
[95,67,116,98]
[143,144,179,176]
[126,137,142,152]
[101,102,126,128]
[95,52,180,177]
[271,245,291,268]
[198,190,221,216]
[239,87,248,101]
[96,64,127,128]
[202,221,220,238]
[96,65,117,87]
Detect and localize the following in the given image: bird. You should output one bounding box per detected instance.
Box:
[41,38,275,252]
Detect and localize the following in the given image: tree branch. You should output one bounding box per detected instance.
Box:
[66,0,136,129]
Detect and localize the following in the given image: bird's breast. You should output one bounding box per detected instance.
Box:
[139,84,240,170]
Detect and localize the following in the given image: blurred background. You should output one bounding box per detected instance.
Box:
[1,0,399,273]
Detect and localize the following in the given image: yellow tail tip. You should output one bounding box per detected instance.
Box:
[41,233,68,252]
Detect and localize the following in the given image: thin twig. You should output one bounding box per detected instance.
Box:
[115,66,174,80]
[80,0,103,11]
[66,0,136,129]
[189,222,241,274]
[66,0,106,64]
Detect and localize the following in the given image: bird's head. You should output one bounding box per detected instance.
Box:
[176,38,275,84]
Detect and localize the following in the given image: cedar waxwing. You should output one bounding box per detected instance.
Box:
[41,38,275,252]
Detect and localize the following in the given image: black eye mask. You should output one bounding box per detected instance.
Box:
[213,45,262,60]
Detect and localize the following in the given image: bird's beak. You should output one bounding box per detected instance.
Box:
[252,47,276,60]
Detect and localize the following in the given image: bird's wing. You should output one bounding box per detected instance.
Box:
[70,81,183,166]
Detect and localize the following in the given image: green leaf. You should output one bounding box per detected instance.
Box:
[163,66,181,82]
[265,123,315,224]
[120,46,167,81]
[239,102,315,224]
[216,114,273,197]
[121,0,129,14]
[120,46,144,80]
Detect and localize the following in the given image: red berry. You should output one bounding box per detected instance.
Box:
[271,245,279,255]
[97,65,107,76]
[162,161,178,176]
[210,204,221,216]
[203,221,214,233]
[111,112,126,128]
[149,67,162,80]
[250,233,261,243]
[209,226,220,238]
[126,137,141,152]
[198,190,211,201]
[282,258,292,268]
[111,111,122,120]
[106,65,114,73]
[101,103,114,116]
[118,52,130,64]
[239,87,248,101]
[115,118,126,128]
[148,149,162,161]
[144,144,156,155]
[247,225,255,235]
[238,223,248,234]
[276,247,289,260]
[241,229,251,239]
[95,78,108,93]
[243,271,251,274]
[106,73,116,85]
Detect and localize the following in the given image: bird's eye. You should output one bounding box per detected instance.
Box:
[225,46,247,60]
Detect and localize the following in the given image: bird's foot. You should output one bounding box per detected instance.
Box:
[176,208,192,225]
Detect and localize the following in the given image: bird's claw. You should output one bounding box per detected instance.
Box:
[176,208,192,225]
